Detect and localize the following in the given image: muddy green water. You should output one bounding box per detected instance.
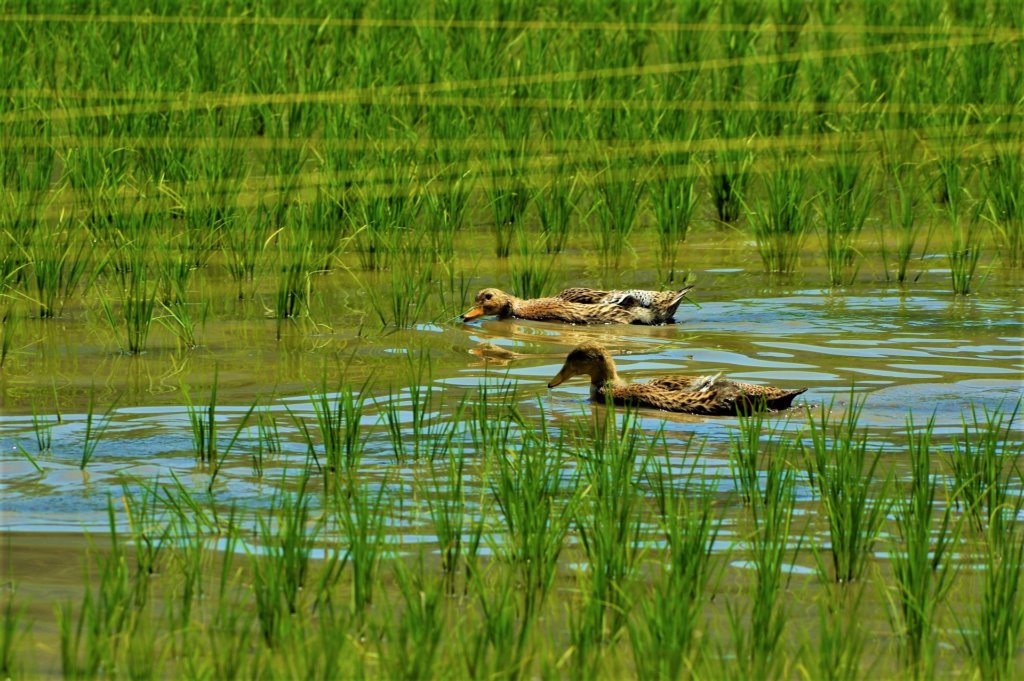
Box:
[1,225,1021,535]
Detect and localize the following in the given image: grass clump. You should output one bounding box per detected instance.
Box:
[632,447,720,679]
[748,160,810,275]
[816,146,875,286]
[803,395,893,584]
[982,149,1024,267]
[887,414,959,679]
[101,254,159,355]
[592,162,646,268]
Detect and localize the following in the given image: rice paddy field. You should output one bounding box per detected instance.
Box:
[1,1,1023,678]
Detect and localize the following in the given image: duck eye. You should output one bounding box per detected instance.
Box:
[484,293,493,300]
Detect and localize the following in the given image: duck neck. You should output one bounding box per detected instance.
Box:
[587,359,623,394]
[503,295,524,318]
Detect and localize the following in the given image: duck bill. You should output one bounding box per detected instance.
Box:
[547,367,570,388]
[461,306,485,321]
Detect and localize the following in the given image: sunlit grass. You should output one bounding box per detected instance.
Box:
[1,1,1023,677]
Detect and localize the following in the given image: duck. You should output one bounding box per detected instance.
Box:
[547,343,807,415]
[461,285,694,325]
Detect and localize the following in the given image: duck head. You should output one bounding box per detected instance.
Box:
[462,288,515,321]
[547,342,618,388]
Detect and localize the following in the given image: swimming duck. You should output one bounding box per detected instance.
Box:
[547,343,807,415]
[461,286,694,325]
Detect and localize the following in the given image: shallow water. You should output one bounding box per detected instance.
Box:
[2,226,1022,536]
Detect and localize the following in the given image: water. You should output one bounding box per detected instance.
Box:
[2,232,1021,536]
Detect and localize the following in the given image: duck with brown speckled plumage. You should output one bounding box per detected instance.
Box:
[461,286,694,325]
[547,343,807,415]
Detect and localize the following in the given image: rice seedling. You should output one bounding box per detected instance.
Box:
[348,158,421,270]
[13,444,43,473]
[945,401,1023,534]
[727,435,801,681]
[982,148,1024,267]
[730,407,794,508]
[156,294,204,351]
[459,568,532,679]
[250,476,319,646]
[100,253,160,355]
[121,483,171,611]
[207,402,257,494]
[59,499,141,677]
[257,408,282,455]
[309,377,369,475]
[816,146,875,286]
[375,557,446,680]
[181,369,219,465]
[657,0,715,100]
[592,162,646,268]
[155,240,194,308]
[224,204,272,299]
[948,210,985,296]
[486,154,530,259]
[802,395,893,584]
[25,221,95,318]
[748,160,811,274]
[378,350,461,461]
[631,447,721,679]
[881,165,929,285]
[572,405,650,642]
[246,403,280,477]
[814,584,870,681]
[273,229,314,324]
[805,0,844,131]
[707,113,754,224]
[489,416,577,625]
[651,145,700,281]
[330,474,390,619]
[565,593,609,681]
[159,472,222,537]
[423,164,474,262]
[421,444,486,593]
[434,263,472,321]
[759,0,808,134]
[534,167,580,254]
[203,589,254,681]
[0,584,26,679]
[364,249,434,330]
[718,1,767,100]
[30,397,59,453]
[509,251,557,300]
[303,198,352,271]
[959,515,1024,681]
[886,414,960,679]
[80,386,118,470]
[0,298,18,369]
[166,516,210,637]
